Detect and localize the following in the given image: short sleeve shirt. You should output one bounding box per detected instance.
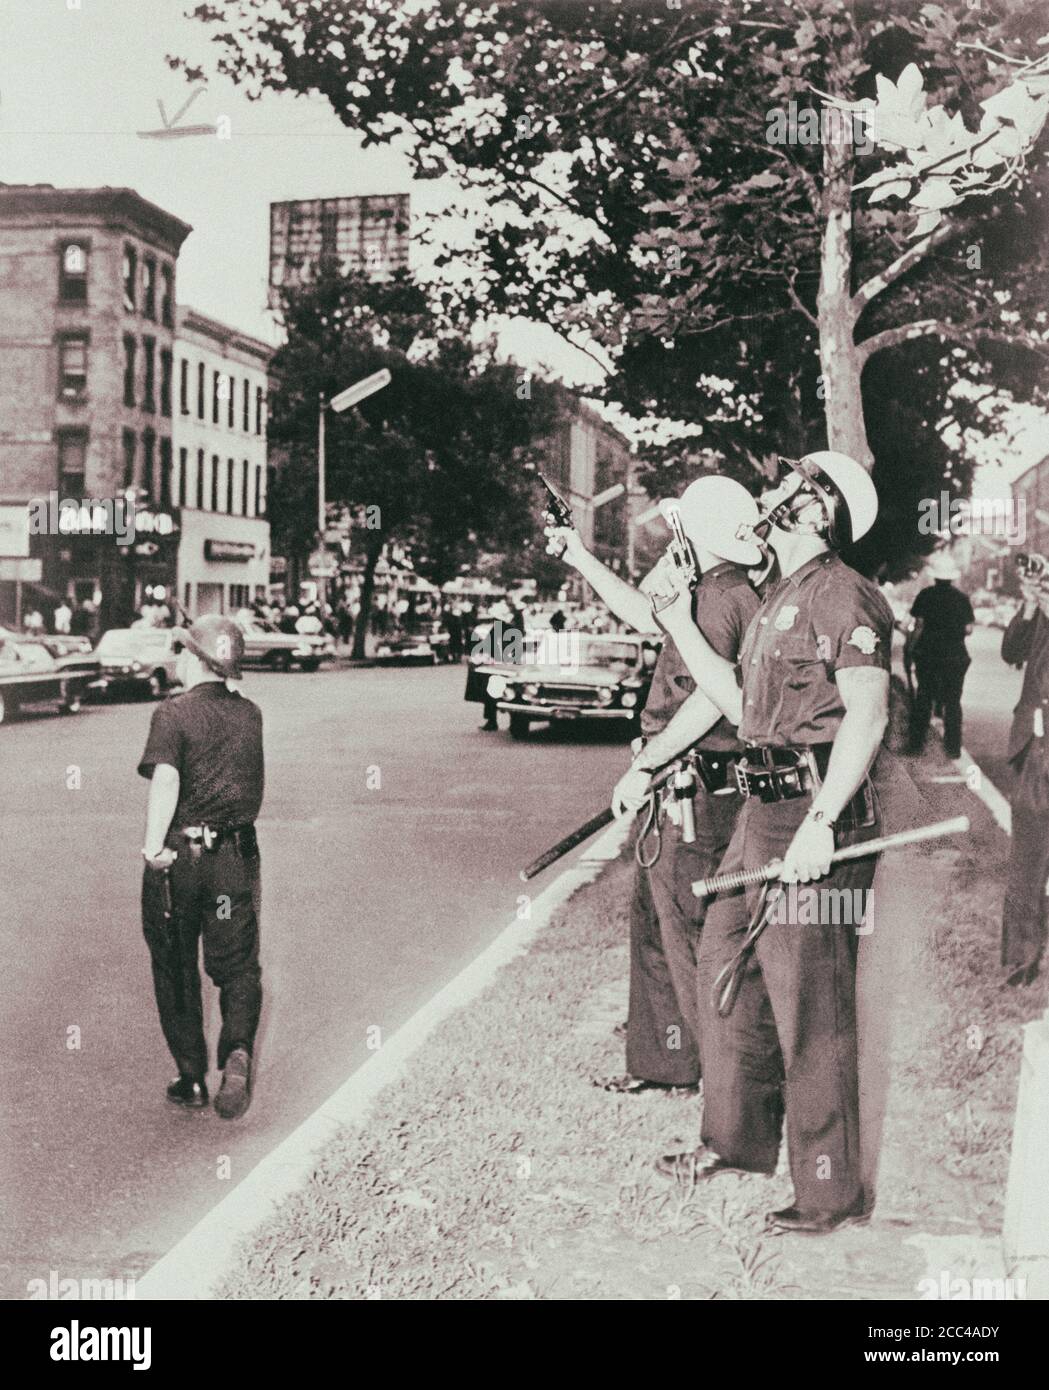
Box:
[738,552,893,746]
[642,561,760,750]
[911,583,974,659]
[138,682,265,829]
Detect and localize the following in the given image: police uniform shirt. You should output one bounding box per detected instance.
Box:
[642,561,760,750]
[911,582,974,659]
[738,551,893,747]
[1003,607,1049,763]
[137,682,265,830]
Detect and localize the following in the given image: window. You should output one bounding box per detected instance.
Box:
[160,349,172,417]
[160,265,173,328]
[58,431,87,497]
[242,379,250,432]
[123,335,136,408]
[58,334,88,400]
[242,460,250,517]
[122,429,137,489]
[142,257,156,320]
[196,449,205,510]
[256,386,264,436]
[197,362,206,419]
[142,337,156,412]
[142,429,156,501]
[159,437,173,509]
[212,371,221,425]
[211,454,220,511]
[179,359,189,415]
[256,465,264,517]
[59,243,88,302]
[227,379,235,429]
[226,458,235,514]
[122,245,137,313]
[178,448,188,509]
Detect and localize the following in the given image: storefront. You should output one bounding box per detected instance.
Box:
[177,508,269,616]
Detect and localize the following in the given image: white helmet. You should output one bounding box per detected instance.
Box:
[783,450,879,545]
[926,549,961,581]
[661,475,763,567]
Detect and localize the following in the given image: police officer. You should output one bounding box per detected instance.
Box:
[138,614,264,1119]
[653,452,892,1235]
[550,476,761,1093]
[1000,565,1049,986]
[905,550,974,760]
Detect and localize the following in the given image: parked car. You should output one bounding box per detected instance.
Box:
[94,627,181,698]
[0,625,103,688]
[0,635,96,724]
[374,620,451,665]
[234,617,335,672]
[478,630,661,739]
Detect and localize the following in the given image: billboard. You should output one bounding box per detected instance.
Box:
[269,195,410,296]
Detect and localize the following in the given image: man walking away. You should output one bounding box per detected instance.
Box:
[905,551,973,760]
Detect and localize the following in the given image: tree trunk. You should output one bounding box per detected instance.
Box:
[351,533,384,660]
[817,139,873,471]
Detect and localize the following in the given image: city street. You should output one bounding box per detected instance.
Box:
[0,664,630,1300]
[961,623,1024,793]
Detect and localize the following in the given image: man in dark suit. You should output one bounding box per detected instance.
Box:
[1000,568,1049,986]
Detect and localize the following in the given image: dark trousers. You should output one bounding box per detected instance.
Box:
[626,789,740,1085]
[910,657,969,756]
[696,794,880,1216]
[1003,747,1049,973]
[142,840,262,1080]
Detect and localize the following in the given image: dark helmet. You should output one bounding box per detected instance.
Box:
[175,613,244,679]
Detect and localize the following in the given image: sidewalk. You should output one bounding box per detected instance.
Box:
[174,747,1042,1300]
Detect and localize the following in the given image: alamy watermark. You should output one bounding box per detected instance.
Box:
[27,491,136,546]
[917,492,1025,543]
[767,884,873,935]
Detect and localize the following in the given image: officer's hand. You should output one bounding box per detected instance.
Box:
[778,821,835,884]
[612,765,653,819]
[641,554,690,617]
[546,525,584,564]
[142,846,177,872]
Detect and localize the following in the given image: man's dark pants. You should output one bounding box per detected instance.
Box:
[626,788,740,1086]
[1003,746,1049,975]
[910,657,969,756]
[142,840,262,1080]
[695,794,880,1216]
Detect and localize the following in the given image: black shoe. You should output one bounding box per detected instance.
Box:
[595,1074,698,1096]
[480,720,498,731]
[944,746,961,760]
[166,1075,208,1108]
[1005,963,1039,988]
[653,1147,773,1184]
[214,1048,252,1120]
[765,1202,869,1236]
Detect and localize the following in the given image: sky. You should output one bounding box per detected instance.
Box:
[0,0,1044,493]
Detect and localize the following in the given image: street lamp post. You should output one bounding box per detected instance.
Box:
[315,368,392,615]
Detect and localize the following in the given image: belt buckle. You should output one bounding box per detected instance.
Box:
[202,826,217,851]
[734,759,751,799]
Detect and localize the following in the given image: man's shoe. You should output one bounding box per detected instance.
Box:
[214,1048,252,1120]
[595,1074,698,1096]
[480,720,498,731]
[166,1076,208,1108]
[654,1147,772,1184]
[765,1202,869,1236]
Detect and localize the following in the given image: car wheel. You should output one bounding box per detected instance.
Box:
[298,658,320,673]
[0,689,12,724]
[268,650,293,672]
[509,714,530,740]
[148,671,166,698]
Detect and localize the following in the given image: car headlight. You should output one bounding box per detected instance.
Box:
[524,683,539,699]
[597,686,613,704]
[487,674,507,698]
[621,691,638,708]
[131,661,142,672]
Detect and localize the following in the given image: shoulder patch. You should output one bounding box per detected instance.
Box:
[847,625,879,654]
[774,604,799,631]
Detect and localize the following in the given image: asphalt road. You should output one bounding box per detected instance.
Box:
[0,664,631,1300]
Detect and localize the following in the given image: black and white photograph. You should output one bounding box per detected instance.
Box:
[1,0,1047,1348]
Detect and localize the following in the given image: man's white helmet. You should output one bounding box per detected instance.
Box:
[788,451,879,544]
[661,475,763,567]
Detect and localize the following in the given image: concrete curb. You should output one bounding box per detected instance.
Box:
[136,813,633,1300]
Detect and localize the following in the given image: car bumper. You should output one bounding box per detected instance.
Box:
[497,701,635,720]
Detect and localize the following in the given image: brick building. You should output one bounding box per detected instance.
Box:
[0,184,190,628]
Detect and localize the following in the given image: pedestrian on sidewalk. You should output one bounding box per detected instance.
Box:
[137,614,265,1120]
[1000,567,1049,987]
[653,452,891,1236]
[905,551,973,760]
[548,476,762,1095]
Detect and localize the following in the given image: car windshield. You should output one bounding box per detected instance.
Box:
[577,639,639,671]
[97,630,168,655]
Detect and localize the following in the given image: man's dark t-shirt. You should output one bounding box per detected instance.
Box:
[138,682,264,829]
[911,582,974,661]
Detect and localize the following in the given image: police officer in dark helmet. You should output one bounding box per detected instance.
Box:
[138,614,264,1120]
[654,451,892,1236]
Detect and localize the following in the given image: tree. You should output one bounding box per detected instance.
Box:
[267,266,556,656]
[177,0,1048,573]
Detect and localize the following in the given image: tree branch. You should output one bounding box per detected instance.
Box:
[852,217,963,312]
[858,317,1049,364]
